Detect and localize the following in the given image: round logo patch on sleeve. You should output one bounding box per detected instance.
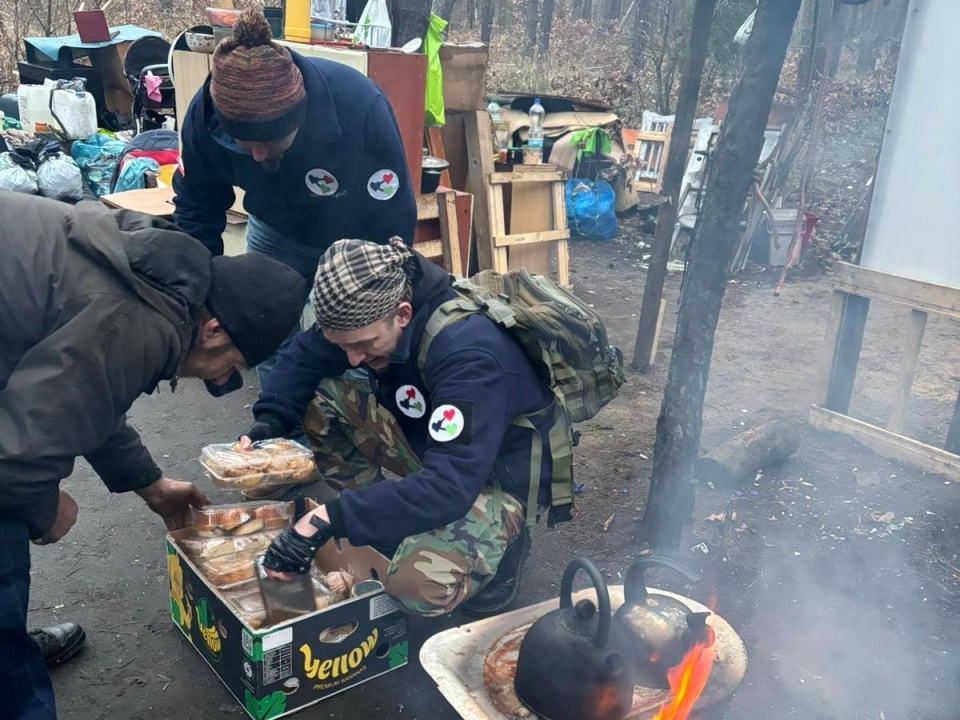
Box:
[367,169,400,200]
[305,169,339,196]
[428,403,473,443]
[395,385,426,418]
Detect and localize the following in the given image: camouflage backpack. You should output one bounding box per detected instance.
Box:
[417,268,625,525]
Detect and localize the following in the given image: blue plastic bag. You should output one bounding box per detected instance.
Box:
[70,134,127,197]
[114,156,160,193]
[565,178,617,241]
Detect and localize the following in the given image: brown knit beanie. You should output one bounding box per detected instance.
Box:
[210,9,307,141]
[313,238,418,332]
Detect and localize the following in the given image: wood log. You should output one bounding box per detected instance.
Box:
[695,419,803,488]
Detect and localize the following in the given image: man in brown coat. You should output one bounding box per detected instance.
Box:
[0,193,307,720]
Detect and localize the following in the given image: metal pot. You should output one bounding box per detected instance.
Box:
[613,556,710,688]
[514,557,638,720]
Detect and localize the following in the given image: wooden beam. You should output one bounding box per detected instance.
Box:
[416,193,440,220]
[945,385,960,455]
[809,405,960,482]
[463,110,496,271]
[552,180,570,287]
[438,190,464,276]
[489,169,565,184]
[887,309,928,434]
[814,289,848,407]
[487,183,509,271]
[414,240,443,258]
[825,293,870,414]
[645,298,667,369]
[834,262,960,319]
[492,229,569,248]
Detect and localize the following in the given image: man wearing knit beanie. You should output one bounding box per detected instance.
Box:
[0,194,306,716]
[241,239,575,620]
[173,9,415,389]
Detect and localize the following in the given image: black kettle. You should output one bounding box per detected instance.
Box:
[514,557,638,720]
[613,556,711,688]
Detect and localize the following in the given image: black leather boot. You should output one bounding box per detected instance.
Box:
[29,622,86,668]
[462,528,532,618]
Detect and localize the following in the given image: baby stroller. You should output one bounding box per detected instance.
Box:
[123,36,176,134]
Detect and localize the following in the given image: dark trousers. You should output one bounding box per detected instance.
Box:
[0,519,56,719]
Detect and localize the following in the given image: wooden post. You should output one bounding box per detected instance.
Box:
[887,308,927,434]
[463,110,497,271]
[631,0,716,371]
[945,386,960,455]
[641,0,804,550]
[824,293,870,414]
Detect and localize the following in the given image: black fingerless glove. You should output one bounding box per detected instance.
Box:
[262,515,333,574]
[241,412,288,443]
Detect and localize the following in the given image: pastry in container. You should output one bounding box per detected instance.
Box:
[193,500,295,536]
[311,566,356,604]
[200,439,319,490]
[199,550,264,589]
[179,528,281,560]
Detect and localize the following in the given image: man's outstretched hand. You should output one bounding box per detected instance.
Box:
[136,477,210,530]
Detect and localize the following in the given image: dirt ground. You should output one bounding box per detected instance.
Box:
[32,227,960,720]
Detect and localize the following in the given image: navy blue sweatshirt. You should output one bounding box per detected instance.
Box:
[172,52,415,255]
[253,258,556,549]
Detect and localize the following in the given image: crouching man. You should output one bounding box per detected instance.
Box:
[0,194,307,720]
[245,239,575,617]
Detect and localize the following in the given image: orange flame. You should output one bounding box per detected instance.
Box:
[650,626,716,720]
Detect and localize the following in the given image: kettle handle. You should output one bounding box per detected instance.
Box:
[623,555,700,604]
[559,557,611,650]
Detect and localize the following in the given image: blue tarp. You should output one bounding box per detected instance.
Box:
[24,25,160,63]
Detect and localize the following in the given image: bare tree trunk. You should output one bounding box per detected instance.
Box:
[539,0,557,56]
[439,0,460,21]
[467,0,476,27]
[641,0,803,550]
[480,0,494,43]
[390,0,432,45]
[632,0,716,372]
[826,1,851,79]
[630,0,654,72]
[525,0,540,54]
[605,0,623,22]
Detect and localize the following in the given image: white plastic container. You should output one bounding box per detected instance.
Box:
[17,82,97,139]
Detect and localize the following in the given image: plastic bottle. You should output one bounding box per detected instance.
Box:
[526,97,546,164]
[487,99,509,162]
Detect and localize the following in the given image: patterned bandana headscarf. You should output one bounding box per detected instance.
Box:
[312,238,416,331]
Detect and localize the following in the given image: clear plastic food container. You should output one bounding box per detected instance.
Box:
[179,529,281,560]
[200,439,318,490]
[193,500,295,535]
[199,551,263,589]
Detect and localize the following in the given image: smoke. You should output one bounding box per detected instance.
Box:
[713,441,960,720]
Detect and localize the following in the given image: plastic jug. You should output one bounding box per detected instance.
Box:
[17,83,97,139]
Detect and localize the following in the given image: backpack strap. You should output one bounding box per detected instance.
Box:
[417,291,517,375]
[416,296,481,377]
[512,400,575,528]
[417,292,575,527]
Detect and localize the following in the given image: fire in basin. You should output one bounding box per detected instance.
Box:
[420,556,746,720]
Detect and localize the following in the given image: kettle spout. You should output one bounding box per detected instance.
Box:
[683,611,714,649]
